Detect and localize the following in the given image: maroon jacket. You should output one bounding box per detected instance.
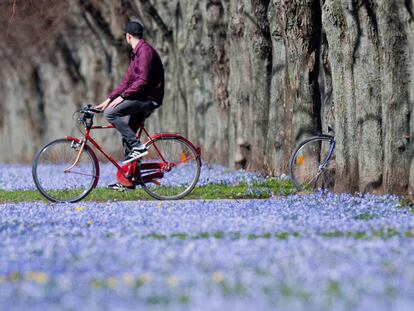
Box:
[108,40,165,105]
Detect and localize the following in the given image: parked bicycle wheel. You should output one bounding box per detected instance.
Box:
[32,138,99,203]
[289,135,336,192]
[138,136,201,200]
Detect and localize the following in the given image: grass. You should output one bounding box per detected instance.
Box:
[399,196,414,213]
[136,229,412,241]
[353,212,377,220]
[0,179,296,203]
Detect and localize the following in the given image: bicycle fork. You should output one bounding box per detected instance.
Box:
[307,138,336,187]
[64,139,87,172]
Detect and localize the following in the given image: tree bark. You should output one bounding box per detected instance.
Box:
[0,0,413,194]
[267,0,322,175]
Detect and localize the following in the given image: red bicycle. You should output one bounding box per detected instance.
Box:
[32,105,202,203]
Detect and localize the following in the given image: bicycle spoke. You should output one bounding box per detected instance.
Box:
[63,170,98,178]
[33,139,98,203]
[139,137,201,200]
[290,136,335,192]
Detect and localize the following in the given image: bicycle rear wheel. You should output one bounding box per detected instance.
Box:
[289,136,336,192]
[138,136,201,200]
[32,138,99,203]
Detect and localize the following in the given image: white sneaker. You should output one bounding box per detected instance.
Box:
[122,146,148,164]
[107,183,135,191]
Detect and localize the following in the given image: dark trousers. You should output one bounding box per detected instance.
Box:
[104,99,159,156]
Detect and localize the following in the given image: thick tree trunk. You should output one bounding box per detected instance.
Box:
[321,0,413,193]
[226,0,272,170]
[0,0,413,194]
[266,0,322,175]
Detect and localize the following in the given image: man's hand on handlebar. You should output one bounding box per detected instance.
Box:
[107,96,124,109]
[95,96,124,111]
[95,98,111,111]
[80,105,102,116]
[88,107,102,114]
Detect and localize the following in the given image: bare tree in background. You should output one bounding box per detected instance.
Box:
[0,0,72,58]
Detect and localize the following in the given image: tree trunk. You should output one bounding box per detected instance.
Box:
[267,0,322,175]
[0,0,412,194]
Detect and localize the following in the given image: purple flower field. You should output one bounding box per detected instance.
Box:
[0,163,263,191]
[1,192,414,310]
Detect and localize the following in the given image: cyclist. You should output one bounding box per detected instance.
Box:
[96,21,164,165]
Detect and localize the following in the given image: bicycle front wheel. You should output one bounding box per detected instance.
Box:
[289,136,336,192]
[32,138,99,203]
[138,136,201,200]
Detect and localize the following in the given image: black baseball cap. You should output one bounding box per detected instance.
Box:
[124,21,144,36]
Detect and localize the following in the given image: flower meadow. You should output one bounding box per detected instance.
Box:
[0,163,264,191]
[1,191,414,311]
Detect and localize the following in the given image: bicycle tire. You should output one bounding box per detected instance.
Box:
[138,136,201,200]
[289,135,336,192]
[32,138,99,203]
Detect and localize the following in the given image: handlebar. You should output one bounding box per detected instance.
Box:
[75,105,102,130]
[80,104,102,114]
[89,108,102,114]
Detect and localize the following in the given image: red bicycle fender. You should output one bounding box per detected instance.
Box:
[65,136,81,142]
[196,147,202,158]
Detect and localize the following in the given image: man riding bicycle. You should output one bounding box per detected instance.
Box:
[96,21,164,165]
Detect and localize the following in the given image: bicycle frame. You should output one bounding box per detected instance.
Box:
[318,135,336,171]
[65,123,201,181]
